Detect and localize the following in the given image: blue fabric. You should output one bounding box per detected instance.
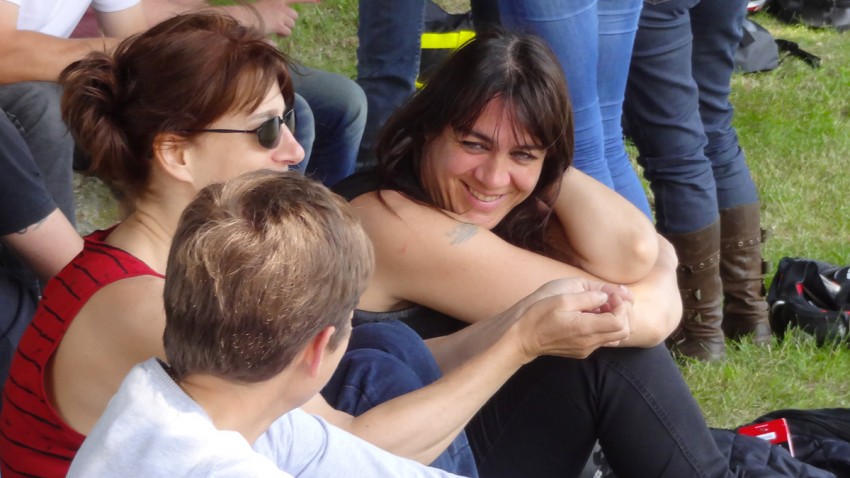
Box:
[498,0,653,218]
[0,104,60,396]
[321,320,479,477]
[623,0,759,234]
[355,0,426,169]
[290,66,366,186]
[0,82,75,226]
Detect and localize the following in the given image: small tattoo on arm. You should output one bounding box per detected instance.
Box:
[15,216,48,235]
[447,223,478,245]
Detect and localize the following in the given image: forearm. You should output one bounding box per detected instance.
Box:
[617,236,681,347]
[1,209,83,281]
[0,32,116,83]
[552,168,658,283]
[349,331,524,464]
[315,312,526,464]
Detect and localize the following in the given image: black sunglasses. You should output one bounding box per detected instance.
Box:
[185,108,295,149]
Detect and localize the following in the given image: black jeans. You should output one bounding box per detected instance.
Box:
[407,312,737,478]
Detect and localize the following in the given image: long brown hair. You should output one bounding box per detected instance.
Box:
[60,12,294,208]
[374,28,573,252]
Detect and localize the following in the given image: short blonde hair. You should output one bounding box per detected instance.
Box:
[163,170,374,382]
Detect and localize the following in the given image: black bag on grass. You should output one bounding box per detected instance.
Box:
[735,18,821,73]
[767,257,850,345]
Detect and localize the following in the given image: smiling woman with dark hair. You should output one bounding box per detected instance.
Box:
[331,29,745,477]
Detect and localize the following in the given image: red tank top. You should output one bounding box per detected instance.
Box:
[0,228,163,477]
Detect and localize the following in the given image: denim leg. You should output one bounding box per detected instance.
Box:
[499,0,652,218]
[690,0,759,209]
[0,82,75,227]
[291,92,314,175]
[321,321,478,477]
[356,0,425,170]
[499,0,612,189]
[597,0,653,218]
[468,345,735,478]
[290,67,366,186]
[624,0,719,234]
[0,272,38,398]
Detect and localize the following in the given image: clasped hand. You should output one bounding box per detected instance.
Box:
[510,278,634,362]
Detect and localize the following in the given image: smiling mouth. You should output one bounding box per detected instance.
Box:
[466,184,503,203]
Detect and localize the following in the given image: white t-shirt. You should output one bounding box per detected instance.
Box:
[68,359,466,478]
[3,0,139,38]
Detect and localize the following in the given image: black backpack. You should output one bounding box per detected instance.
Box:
[767,257,850,345]
[735,18,821,73]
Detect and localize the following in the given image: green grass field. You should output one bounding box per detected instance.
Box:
[283,2,850,428]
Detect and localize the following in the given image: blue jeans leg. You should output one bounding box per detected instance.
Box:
[290,67,366,186]
[356,0,425,170]
[291,92,314,176]
[690,0,758,210]
[0,272,38,399]
[598,0,653,218]
[321,321,478,477]
[624,0,719,234]
[0,82,76,227]
[498,0,652,218]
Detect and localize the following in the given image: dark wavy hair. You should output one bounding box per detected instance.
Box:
[60,12,294,208]
[374,28,573,252]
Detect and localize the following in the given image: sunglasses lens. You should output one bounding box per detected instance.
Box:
[283,109,296,135]
[257,116,282,149]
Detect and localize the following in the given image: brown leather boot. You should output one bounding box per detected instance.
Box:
[719,203,772,344]
[665,221,726,360]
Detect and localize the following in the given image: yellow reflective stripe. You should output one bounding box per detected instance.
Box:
[420,30,476,50]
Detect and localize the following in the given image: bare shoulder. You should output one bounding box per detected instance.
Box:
[50,274,166,433]
[63,274,166,363]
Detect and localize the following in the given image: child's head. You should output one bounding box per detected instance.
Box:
[162,170,374,384]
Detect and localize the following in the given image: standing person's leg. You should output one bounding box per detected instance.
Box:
[499,0,614,190]
[690,0,770,342]
[290,67,366,187]
[321,320,479,477]
[467,345,735,478]
[356,0,426,170]
[597,0,653,218]
[623,0,725,359]
[0,83,76,227]
[291,93,314,175]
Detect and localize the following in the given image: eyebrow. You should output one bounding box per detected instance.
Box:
[465,129,546,151]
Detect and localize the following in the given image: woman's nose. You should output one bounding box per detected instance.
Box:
[274,125,305,168]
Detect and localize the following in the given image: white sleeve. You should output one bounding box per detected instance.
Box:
[255,409,467,477]
[91,0,139,13]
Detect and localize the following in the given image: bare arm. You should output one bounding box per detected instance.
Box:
[353,190,679,347]
[0,209,83,281]
[140,0,319,36]
[305,279,631,464]
[0,2,146,83]
[550,167,658,284]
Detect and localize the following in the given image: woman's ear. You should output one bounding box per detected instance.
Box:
[152,133,194,184]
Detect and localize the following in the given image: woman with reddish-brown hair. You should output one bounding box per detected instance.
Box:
[0,13,307,476]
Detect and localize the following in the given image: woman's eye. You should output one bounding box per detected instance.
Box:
[461,141,486,151]
[512,151,538,161]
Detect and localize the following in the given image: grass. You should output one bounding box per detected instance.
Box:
[283,2,850,428]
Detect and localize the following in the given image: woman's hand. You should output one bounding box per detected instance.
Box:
[506,278,634,362]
